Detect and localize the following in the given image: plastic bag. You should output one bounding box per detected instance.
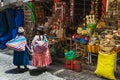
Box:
[65,49,77,60]
[94,51,116,80]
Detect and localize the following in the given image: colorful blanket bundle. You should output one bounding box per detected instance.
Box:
[6,36,26,51]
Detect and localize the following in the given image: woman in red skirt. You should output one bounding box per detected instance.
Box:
[31,25,52,69]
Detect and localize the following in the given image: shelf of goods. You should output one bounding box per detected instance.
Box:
[105,0,120,30]
[75,42,87,58]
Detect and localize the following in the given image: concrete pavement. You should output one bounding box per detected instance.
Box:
[0,51,65,80]
[0,48,120,80]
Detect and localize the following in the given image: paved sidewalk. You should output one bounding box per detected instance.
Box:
[0,52,65,80]
[0,48,120,80]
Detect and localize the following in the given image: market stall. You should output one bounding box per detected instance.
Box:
[0,0,120,79]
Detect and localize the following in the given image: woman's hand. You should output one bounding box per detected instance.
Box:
[29,50,33,55]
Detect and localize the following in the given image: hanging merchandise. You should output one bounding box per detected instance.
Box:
[86,15,97,36]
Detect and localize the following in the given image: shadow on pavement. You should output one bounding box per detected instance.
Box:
[5,68,28,74]
[29,68,47,76]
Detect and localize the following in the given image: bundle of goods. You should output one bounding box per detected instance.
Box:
[77,27,91,36]
[73,24,90,44]
[6,36,26,51]
[86,15,97,35]
[87,32,100,53]
[99,34,115,53]
[34,38,48,53]
[72,34,90,45]
[94,34,116,80]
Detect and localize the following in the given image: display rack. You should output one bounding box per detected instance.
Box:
[75,42,87,57]
[105,0,120,30]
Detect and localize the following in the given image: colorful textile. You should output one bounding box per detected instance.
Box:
[6,36,27,51]
[34,36,48,53]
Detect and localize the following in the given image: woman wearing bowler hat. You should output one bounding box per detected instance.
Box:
[13,27,30,72]
[31,25,52,69]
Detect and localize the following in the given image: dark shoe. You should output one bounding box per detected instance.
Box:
[24,66,29,70]
[16,66,21,72]
[17,66,21,69]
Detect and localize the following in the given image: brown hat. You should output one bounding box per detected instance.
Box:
[18,27,25,33]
